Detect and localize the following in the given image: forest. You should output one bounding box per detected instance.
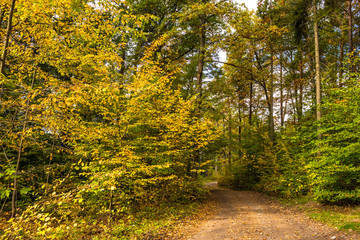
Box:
[0,0,359,239]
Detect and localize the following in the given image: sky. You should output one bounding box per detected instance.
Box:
[235,0,258,11]
[218,0,257,62]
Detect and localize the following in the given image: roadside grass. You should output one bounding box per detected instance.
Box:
[108,201,203,239]
[280,196,360,234]
[111,187,213,239]
[308,207,360,233]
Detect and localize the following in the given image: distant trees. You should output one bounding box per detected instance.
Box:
[217,0,360,204]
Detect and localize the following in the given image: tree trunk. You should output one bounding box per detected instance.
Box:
[294,84,299,121]
[193,15,206,177]
[238,91,242,159]
[280,53,284,127]
[0,0,16,74]
[249,82,253,125]
[228,100,232,169]
[314,0,321,154]
[339,40,344,86]
[348,0,353,54]
[269,0,274,142]
[348,0,355,72]
[283,86,290,125]
[196,16,206,115]
[299,51,303,120]
[269,46,274,141]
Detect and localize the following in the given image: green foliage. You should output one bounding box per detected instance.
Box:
[218,117,316,199]
[218,124,278,191]
[309,68,360,204]
[268,123,314,198]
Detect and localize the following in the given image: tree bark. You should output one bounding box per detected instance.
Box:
[348,0,353,54]
[339,40,344,86]
[269,46,274,141]
[227,99,232,169]
[196,16,206,115]
[283,86,290,126]
[299,51,303,120]
[0,0,16,75]
[268,0,274,141]
[280,53,284,127]
[314,0,321,154]
[249,82,253,125]
[238,91,242,159]
[348,0,355,72]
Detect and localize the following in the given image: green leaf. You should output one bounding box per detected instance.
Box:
[0,188,11,199]
[20,187,32,195]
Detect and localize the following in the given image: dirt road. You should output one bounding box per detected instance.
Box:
[179,182,359,240]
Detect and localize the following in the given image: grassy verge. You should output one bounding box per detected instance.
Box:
[307,206,360,233]
[109,201,204,239]
[280,196,360,234]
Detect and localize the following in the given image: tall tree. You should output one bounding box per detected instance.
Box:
[0,0,15,74]
[314,0,321,145]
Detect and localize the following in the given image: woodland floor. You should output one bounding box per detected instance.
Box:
[172,182,360,240]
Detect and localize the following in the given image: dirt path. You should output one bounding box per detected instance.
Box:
[178,182,360,240]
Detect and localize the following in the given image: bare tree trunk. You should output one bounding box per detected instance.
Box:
[228,99,232,170]
[314,1,321,155]
[0,0,16,74]
[269,0,274,141]
[339,40,344,86]
[269,46,274,141]
[294,84,299,121]
[283,86,290,125]
[348,0,353,53]
[336,8,346,87]
[238,90,242,158]
[249,82,253,125]
[196,16,206,115]
[348,0,355,72]
[280,53,284,127]
[290,88,297,123]
[299,51,303,120]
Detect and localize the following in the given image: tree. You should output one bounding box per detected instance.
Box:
[0,0,15,74]
[314,0,321,147]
